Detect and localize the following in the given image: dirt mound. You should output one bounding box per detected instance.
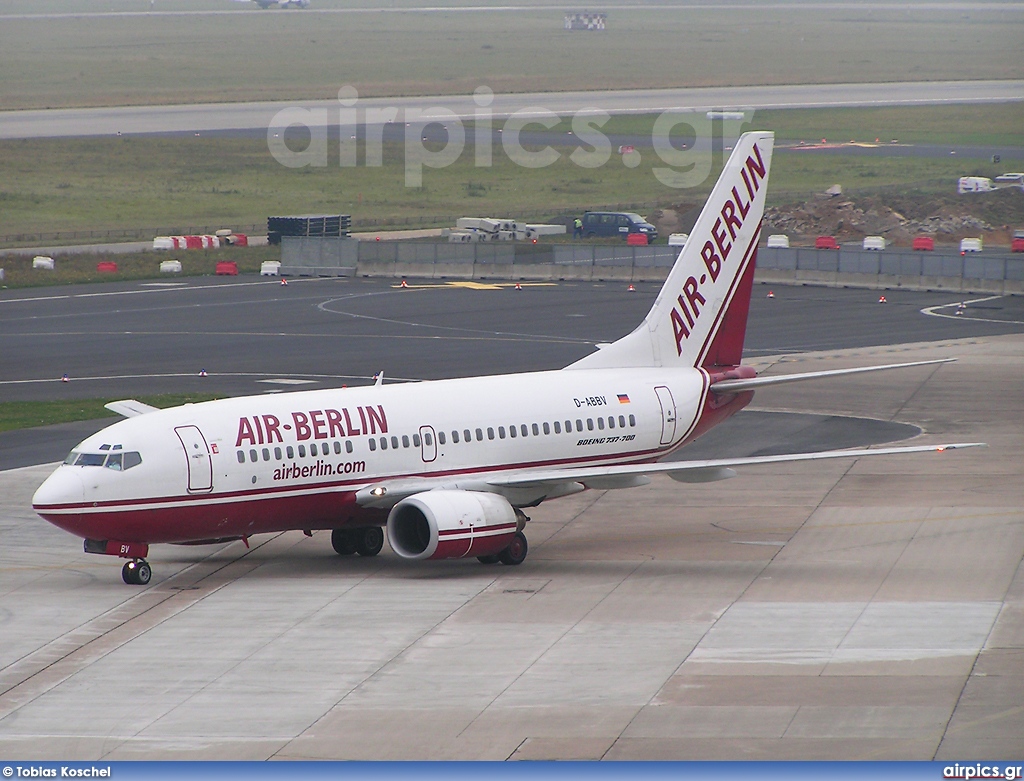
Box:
[763,187,1024,247]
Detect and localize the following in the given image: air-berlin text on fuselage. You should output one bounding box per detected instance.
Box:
[235,405,388,448]
[670,142,766,356]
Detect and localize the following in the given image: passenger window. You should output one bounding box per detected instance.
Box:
[438,431,446,445]
[287,446,294,459]
[618,415,626,428]
[597,418,604,430]
[629,414,636,426]
[368,439,377,451]
[476,428,483,441]
[391,436,399,449]
[554,421,561,434]
[521,424,528,437]
[576,420,583,432]
[487,427,494,440]
[402,435,410,448]
[250,449,258,462]
[413,433,421,447]
[310,443,318,456]
[498,426,506,439]
[425,432,434,446]
[236,450,245,464]
[298,445,306,458]
[464,429,471,442]
[532,423,539,436]
[262,448,270,461]
[104,453,123,471]
[587,419,595,431]
[509,425,516,439]
[123,451,142,470]
[345,441,353,454]
[543,422,550,435]
[566,420,573,433]
[608,416,615,429]
[275,447,283,460]
[334,441,342,455]
[452,430,460,443]
[381,437,388,450]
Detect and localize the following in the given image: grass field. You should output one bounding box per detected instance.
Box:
[0,393,224,433]
[0,245,279,287]
[1,1,1021,110]
[1,103,1020,242]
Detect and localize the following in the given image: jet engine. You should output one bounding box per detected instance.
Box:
[386,490,518,560]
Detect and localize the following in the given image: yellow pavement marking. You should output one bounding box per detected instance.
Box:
[390,281,558,290]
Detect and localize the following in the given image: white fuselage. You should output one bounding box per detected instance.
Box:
[32,366,720,545]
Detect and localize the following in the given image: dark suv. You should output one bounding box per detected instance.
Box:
[581,212,658,241]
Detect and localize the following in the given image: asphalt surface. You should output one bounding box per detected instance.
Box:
[2,276,1022,469]
[3,81,1022,140]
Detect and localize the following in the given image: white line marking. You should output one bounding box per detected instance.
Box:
[921,295,1024,325]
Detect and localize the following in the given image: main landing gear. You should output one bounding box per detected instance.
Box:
[478,509,530,566]
[121,559,152,585]
[332,526,384,557]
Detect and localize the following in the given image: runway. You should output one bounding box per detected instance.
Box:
[2,81,1022,140]
[0,278,1022,759]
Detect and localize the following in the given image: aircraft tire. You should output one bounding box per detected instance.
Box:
[331,528,358,555]
[121,560,151,585]
[355,526,385,557]
[498,532,528,566]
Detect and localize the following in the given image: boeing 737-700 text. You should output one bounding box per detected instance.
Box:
[32,132,983,584]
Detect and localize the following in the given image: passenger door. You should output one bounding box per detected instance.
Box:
[175,425,213,493]
[653,386,677,445]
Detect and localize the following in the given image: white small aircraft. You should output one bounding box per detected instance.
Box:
[238,0,310,9]
[33,132,982,585]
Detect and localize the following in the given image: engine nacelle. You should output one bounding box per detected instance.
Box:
[386,490,518,560]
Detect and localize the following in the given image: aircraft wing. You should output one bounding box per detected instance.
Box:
[710,358,954,394]
[354,441,984,509]
[104,399,160,418]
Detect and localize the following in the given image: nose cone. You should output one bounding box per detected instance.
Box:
[33,467,85,532]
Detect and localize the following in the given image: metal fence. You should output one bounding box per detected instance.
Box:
[278,238,1024,293]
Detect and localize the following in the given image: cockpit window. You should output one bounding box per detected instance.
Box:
[68,451,142,470]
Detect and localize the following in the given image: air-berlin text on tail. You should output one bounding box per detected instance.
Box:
[670,142,766,356]
[235,405,389,447]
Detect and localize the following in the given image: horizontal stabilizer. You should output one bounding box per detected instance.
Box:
[104,399,160,418]
[710,358,955,394]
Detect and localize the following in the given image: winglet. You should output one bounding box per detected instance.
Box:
[104,399,159,418]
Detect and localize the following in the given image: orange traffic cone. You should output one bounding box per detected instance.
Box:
[280,277,288,286]
[767,290,775,298]
[878,295,887,303]
[199,369,207,377]
[514,282,522,291]
[627,284,636,292]
[400,279,409,288]
[61,373,69,383]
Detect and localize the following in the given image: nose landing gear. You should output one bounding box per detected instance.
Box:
[121,559,152,585]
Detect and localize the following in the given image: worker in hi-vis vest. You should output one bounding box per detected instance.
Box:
[573,217,583,239]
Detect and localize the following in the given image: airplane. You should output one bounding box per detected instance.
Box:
[237,0,310,9]
[32,131,983,585]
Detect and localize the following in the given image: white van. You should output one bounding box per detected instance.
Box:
[960,237,983,253]
[668,233,688,247]
[862,236,885,251]
[766,234,790,248]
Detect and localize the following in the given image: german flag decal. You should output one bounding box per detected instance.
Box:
[617,394,630,404]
